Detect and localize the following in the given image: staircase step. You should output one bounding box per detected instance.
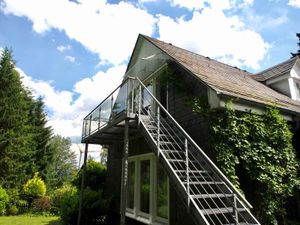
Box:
[192,194,233,199]
[183,181,224,185]
[201,207,246,215]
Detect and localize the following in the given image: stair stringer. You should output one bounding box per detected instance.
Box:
[138,118,211,225]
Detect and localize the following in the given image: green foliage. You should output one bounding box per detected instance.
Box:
[60,187,111,225]
[46,135,77,191]
[59,160,112,225]
[0,48,34,188]
[72,160,106,191]
[192,99,300,224]
[50,184,75,215]
[59,186,78,225]
[0,186,9,215]
[29,97,53,183]
[23,173,46,202]
[32,196,51,214]
[7,205,18,215]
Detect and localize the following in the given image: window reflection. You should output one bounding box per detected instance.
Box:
[127,161,135,209]
[140,160,150,214]
[157,162,168,219]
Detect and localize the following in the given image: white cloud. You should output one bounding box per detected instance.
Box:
[19,64,126,139]
[289,0,300,8]
[167,0,206,10]
[242,7,288,31]
[57,45,71,52]
[64,55,75,63]
[157,6,270,70]
[167,0,254,11]
[1,0,156,65]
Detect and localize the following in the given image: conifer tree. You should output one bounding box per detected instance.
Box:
[29,97,53,182]
[0,48,34,188]
[291,33,300,57]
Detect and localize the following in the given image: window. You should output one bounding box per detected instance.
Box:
[125,154,169,225]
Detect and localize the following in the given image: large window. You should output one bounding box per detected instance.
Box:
[125,153,169,225]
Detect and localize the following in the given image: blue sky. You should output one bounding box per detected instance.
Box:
[0,0,300,146]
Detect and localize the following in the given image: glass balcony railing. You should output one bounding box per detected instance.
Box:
[82,77,135,139]
[82,52,170,140]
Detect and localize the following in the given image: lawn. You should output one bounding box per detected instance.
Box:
[0,215,62,225]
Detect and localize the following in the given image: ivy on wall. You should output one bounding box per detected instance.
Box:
[191,98,299,225]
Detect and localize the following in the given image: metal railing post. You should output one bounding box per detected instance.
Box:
[88,115,92,135]
[233,194,238,225]
[98,107,101,129]
[157,107,160,158]
[138,85,142,124]
[131,79,135,113]
[185,138,190,208]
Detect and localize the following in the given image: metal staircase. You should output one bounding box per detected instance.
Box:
[81,76,261,225]
[134,77,260,225]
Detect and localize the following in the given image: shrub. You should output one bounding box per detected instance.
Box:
[0,186,9,215]
[72,160,106,191]
[23,172,46,203]
[32,196,51,213]
[51,184,75,215]
[60,187,111,225]
[60,186,79,225]
[7,205,18,215]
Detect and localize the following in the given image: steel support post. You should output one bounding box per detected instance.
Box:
[120,119,129,225]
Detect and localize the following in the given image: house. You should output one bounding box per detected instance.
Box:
[81,34,300,225]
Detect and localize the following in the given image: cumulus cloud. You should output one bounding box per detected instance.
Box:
[1,0,156,65]
[167,0,254,11]
[57,45,71,52]
[157,4,269,69]
[288,0,300,8]
[19,64,126,139]
[64,55,75,63]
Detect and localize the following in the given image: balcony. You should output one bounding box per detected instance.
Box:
[81,77,138,144]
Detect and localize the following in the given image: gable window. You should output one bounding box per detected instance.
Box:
[126,153,169,225]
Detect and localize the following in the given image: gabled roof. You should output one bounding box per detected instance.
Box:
[140,34,300,114]
[252,56,299,82]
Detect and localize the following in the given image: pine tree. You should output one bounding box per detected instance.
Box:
[0,48,34,188]
[29,97,53,182]
[291,33,300,57]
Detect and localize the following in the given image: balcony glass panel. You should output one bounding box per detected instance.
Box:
[112,82,128,117]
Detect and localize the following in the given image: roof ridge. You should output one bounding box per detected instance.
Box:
[255,56,298,76]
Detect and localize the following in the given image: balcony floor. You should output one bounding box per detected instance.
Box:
[81,112,138,145]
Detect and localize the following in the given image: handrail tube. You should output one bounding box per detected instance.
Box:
[134,76,253,209]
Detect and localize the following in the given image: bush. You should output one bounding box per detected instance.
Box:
[60,186,79,225]
[0,186,9,215]
[32,196,51,213]
[23,172,46,203]
[51,184,75,215]
[7,205,18,215]
[60,187,111,225]
[72,160,106,191]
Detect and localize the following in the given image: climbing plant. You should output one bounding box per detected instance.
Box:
[191,98,299,225]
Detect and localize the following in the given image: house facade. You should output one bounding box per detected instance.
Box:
[81,34,300,225]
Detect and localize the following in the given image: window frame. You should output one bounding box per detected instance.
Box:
[125,153,169,225]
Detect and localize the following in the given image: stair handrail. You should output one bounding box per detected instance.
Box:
[134,76,253,210]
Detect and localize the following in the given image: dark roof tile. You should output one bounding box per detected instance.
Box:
[142,35,300,114]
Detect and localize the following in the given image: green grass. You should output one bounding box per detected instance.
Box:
[0,215,62,225]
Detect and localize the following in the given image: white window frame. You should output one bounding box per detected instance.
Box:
[125,153,169,225]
